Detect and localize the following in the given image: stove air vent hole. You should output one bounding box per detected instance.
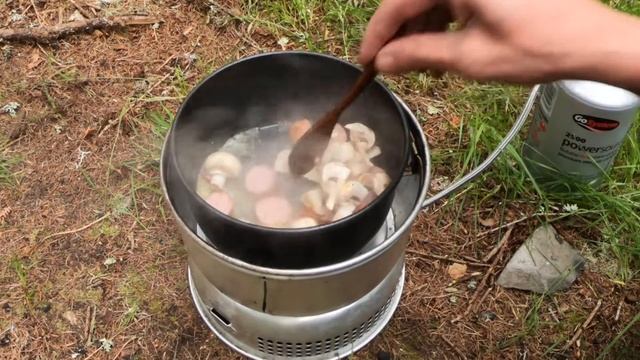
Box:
[256,290,395,357]
[209,307,231,327]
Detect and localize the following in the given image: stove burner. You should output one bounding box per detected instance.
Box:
[187,260,404,360]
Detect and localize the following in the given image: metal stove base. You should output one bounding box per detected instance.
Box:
[188,262,405,360]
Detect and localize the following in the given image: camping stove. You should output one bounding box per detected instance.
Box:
[161,95,430,360]
[161,83,541,359]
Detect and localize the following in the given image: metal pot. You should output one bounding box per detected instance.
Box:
[167,51,410,269]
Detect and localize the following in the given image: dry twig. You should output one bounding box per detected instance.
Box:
[407,249,490,268]
[562,299,603,352]
[615,299,623,321]
[452,226,514,323]
[70,0,93,20]
[439,334,468,360]
[478,215,531,237]
[0,16,159,43]
[40,212,110,244]
[482,227,514,262]
[112,337,137,360]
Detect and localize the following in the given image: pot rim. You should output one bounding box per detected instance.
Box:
[160,91,431,278]
[167,50,411,235]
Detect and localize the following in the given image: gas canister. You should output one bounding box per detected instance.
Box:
[523,80,640,183]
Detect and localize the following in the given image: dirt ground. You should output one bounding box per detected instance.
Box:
[1,1,639,359]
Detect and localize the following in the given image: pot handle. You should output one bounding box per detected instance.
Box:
[421,84,541,209]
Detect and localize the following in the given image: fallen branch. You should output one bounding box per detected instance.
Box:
[0,16,159,44]
[562,299,603,352]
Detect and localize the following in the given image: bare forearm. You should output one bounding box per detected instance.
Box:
[359,0,640,93]
[563,8,640,94]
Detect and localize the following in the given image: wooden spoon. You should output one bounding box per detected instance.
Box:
[288,4,453,176]
[288,63,378,176]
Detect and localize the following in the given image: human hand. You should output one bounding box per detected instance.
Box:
[358,0,639,86]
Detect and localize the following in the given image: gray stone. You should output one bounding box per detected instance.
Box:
[496,224,585,294]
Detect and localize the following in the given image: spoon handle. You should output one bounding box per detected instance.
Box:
[331,63,377,117]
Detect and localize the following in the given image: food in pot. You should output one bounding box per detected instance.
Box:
[255,196,293,227]
[288,118,312,142]
[245,165,277,195]
[205,191,234,215]
[195,120,391,228]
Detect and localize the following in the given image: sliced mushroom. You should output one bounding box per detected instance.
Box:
[321,141,356,164]
[274,149,291,173]
[339,180,369,204]
[332,202,357,221]
[301,188,329,216]
[202,151,242,189]
[209,173,227,189]
[345,123,375,152]
[366,145,381,159]
[346,152,373,177]
[331,123,348,142]
[322,162,351,211]
[196,176,213,198]
[203,151,242,176]
[322,162,351,184]
[355,191,377,212]
[359,166,391,195]
[289,217,319,228]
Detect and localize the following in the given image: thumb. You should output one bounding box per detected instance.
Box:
[374,33,458,74]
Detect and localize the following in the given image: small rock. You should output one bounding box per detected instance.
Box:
[467,280,478,290]
[447,263,467,280]
[377,351,392,360]
[1,102,20,117]
[0,333,10,347]
[479,217,497,227]
[63,310,78,326]
[2,45,14,60]
[426,105,440,115]
[39,302,51,313]
[478,311,497,322]
[449,295,458,304]
[444,287,458,293]
[99,338,114,352]
[71,346,86,359]
[496,224,585,294]
[625,294,638,304]
[68,10,85,22]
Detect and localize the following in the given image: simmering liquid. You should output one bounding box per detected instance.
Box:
[195,120,391,229]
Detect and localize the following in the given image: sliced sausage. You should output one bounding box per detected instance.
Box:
[205,191,234,215]
[289,119,312,143]
[255,196,292,227]
[245,165,276,195]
